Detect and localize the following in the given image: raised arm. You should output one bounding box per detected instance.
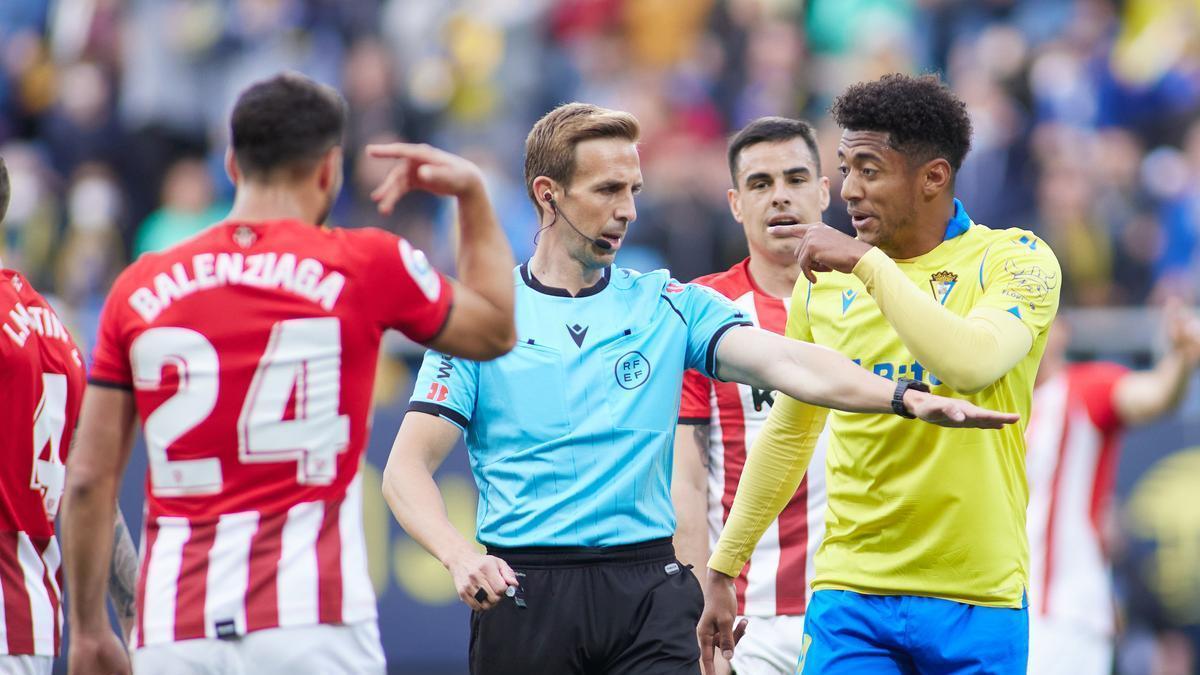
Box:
[63,385,138,675]
[851,248,1034,393]
[714,326,1019,426]
[772,223,1061,394]
[1113,302,1200,425]
[382,411,518,612]
[368,142,516,361]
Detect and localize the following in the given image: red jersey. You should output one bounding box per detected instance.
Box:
[0,269,85,656]
[678,259,827,617]
[89,220,452,647]
[1026,363,1128,636]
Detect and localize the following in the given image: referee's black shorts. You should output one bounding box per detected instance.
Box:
[469,537,703,675]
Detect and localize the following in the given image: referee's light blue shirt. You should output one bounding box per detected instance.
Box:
[408,263,751,547]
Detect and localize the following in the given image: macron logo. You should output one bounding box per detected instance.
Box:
[566,323,588,348]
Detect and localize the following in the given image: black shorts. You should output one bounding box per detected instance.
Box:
[469,537,703,675]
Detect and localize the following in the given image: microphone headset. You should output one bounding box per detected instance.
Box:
[545,192,613,251]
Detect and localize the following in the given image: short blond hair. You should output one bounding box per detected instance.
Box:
[524,102,640,216]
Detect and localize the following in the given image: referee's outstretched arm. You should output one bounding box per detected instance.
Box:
[382,411,518,612]
[713,325,1018,427]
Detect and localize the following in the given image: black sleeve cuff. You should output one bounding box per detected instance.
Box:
[406,401,470,430]
[87,377,133,391]
[706,321,754,380]
[677,416,710,426]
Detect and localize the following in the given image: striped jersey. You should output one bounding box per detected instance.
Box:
[679,259,827,617]
[0,269,85,656]
[89,219,453,647]
[1026,363,1128,635]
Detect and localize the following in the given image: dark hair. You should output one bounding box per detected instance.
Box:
[230,72,347,179]
[525,102,641,216]
[0,156,8,224]
[728,117,821,184]
[831,73,972,172]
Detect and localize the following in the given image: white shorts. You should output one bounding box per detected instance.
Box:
[1028,615,1113,675]
[132,621,385,675]
[731,614,807,675]
[0,655,50,675]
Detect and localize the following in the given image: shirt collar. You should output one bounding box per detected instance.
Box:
[520,262,611,298]
[944,198,972,241]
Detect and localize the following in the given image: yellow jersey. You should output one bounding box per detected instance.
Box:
[713,220,1061,608]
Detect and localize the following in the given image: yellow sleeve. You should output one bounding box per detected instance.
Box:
[707,394,827,576]
[708,277,827,577]
[851,235,1060,393]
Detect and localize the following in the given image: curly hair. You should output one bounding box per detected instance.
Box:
[831,73,972,172]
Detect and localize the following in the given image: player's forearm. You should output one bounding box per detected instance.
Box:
[109,506,138,641]
[719,327,898,414]
[382,455,477,568]
[709,396,826,576]
[853,247,1032,393]
[62,470,120,632]
[1114,354,1193,425]
[671,426,711,570]
[454,181,516,325]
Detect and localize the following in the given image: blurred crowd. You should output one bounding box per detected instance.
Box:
[2,0,1199,672]
[3,0,1200,349]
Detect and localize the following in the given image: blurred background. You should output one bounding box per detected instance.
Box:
[1,0,1198,673]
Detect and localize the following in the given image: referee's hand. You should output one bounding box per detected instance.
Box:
[697,569,748,675]
[447,550,520,611]
[904,390,1021,428]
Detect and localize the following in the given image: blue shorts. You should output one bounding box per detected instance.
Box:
[797,590,1028,674]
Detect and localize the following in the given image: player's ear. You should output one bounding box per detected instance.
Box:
[818,175,831,212]
[224,148,240,186]
[316,147,342,191]
[921,158,952,197]
[726,187,743,223]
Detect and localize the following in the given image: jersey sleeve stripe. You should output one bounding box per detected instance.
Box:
[406,401,469,430]
[677,416,709,425]
[707,321,754,381]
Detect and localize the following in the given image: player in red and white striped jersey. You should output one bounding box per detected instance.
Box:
[61,73,517,675]
[675,117,830,674]
[0,157,138,675]
[1026,304,1200,675]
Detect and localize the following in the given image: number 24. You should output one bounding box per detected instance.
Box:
[132,317,350,497]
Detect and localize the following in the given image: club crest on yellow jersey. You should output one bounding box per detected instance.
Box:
[929,270,958,306]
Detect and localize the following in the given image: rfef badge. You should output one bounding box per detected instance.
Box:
[614,351,651,390]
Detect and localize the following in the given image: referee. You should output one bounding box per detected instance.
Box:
[382,103,1017,675]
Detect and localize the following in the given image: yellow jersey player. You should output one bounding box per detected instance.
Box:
[698,73,1061,674]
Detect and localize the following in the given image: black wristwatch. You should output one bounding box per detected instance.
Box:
[892,378,930,418]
